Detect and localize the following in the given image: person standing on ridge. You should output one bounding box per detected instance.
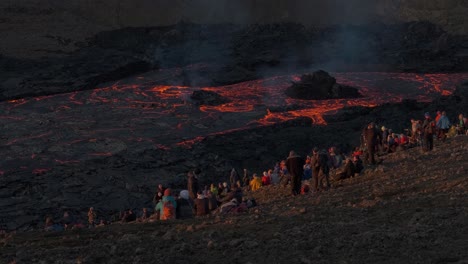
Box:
[187,170,199,201]
[363,122,378,165]
[422,112,435,151]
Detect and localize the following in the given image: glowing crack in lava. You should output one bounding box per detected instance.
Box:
[0,70,467,174]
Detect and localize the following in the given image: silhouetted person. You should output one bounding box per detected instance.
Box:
[193,191,210,217]
[285,150,304,196]
[187,171,199,200]
[230,168,240,188]
[422,112,435,151]
[363,122,378,165]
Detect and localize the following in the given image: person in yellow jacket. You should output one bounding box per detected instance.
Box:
[249,173,262,191]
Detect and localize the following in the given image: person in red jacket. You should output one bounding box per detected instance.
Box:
[261,171,271,186]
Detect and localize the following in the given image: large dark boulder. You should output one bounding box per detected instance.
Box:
[285,70,361,100]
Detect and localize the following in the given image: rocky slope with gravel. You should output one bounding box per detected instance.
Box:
[1,135,467,264]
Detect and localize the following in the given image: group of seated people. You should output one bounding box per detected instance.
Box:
[148,182,256,221]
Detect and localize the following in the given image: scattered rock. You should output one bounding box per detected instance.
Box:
[228,238,244,247]
[207,240,216,249]
[285,70,361,100]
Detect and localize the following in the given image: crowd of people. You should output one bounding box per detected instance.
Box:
[43,110,467,231]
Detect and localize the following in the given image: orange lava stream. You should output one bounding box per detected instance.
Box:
[1,71,467,173]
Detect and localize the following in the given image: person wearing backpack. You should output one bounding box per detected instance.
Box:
[155,188,177,220]
[436,111,451,141]
[422,112,435,151]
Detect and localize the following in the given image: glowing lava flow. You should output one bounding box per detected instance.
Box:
[0,71,467,174]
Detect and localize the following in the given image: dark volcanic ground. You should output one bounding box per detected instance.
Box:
[1,21,468,233]
[1,136,467,264]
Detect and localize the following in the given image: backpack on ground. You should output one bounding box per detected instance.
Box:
[162,201,175,220]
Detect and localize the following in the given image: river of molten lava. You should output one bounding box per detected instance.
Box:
[198,72,463,125]
[0,71,467,174]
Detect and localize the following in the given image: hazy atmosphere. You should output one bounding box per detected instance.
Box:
[1,1,467,263]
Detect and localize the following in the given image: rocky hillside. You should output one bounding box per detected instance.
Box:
[1,136,467,263]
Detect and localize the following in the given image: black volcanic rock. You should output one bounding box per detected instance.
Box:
[211,65,257,86]
[285,70,361,100]
[190,90,230,106]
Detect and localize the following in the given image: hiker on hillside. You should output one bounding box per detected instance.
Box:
[434,111,442,136]
[249,173,262,191]
[156,184,165,196]
[187,171,199,201]
[279,160,290,186]
[380,126,389,151]
[217,182,225,199]
[155,188,177,220]
[457,114,467,135]
[387,132,399,153]
[120,209,136,223]
[222,182,230,195]
[152,191,163,206]
[335,157,355,180]
[61,211,74,230]
[44,216,64,232]
[436,111,451,141]
[138,208,150,222]
[262,171,271,186]
[353,146,364,157]
[209,183,218,197]
[410,119,422,146]
[193,191,210,217]
[328,147,343,169]
[222,185,243,204]
[353,155,364,175]
[422,112,435,151]
[271,164,280,184]
[206,190,219,212]
[230,168,240,189]
[397,133,409,151]
[316,149,331,191]
[363,122,378,165]
[242,169,249,187]
[176,191,193,219]
[303,158,312,181]
[87,207,96,228]
[311,148,321,189]
[219,198,239,214]
[285,150,304,196]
